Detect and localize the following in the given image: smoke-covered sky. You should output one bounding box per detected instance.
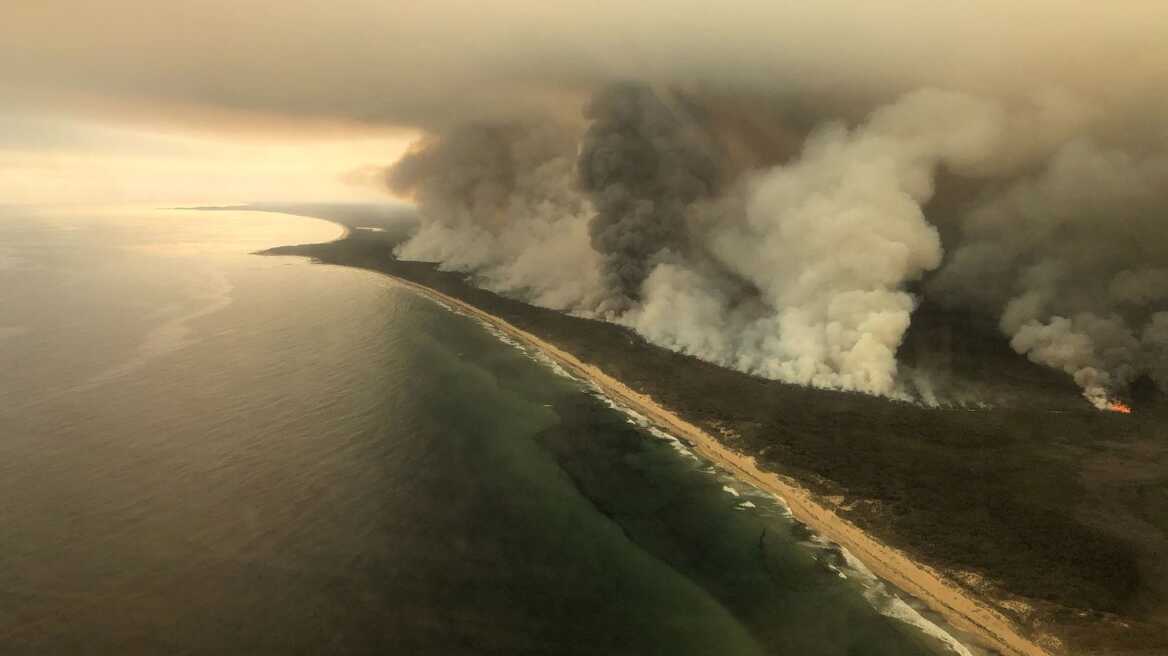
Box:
[6,1,1168,403]
[6,1,1167,121]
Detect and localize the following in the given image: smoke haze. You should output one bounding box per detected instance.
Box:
[7,1,1168,403]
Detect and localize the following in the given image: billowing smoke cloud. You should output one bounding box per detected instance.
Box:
[387,78,1168,405]
[577,83,721,309]
[387,122,607,311]
[932,140,1168,405]
[627,91,1008,395]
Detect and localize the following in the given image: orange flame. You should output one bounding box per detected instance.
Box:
[1107,400,1133,414]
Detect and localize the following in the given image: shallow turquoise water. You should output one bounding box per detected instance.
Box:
[0,206,956,654]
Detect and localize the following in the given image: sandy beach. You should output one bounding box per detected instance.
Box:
[381,272,1054,656]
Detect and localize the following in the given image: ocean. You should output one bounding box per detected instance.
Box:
[0,205,970,654]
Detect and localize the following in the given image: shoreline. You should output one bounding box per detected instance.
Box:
[376,272,1052,656]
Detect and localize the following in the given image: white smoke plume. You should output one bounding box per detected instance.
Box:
[627,90,1007,395]
[387,122,609,312]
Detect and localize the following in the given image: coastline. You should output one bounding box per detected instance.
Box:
[377,272,1052,656]
[245,205,1168,654]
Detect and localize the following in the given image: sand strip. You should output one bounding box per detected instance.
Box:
[386,273,1053,656]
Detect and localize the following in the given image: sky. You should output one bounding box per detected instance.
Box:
[0,110,414,204]
[1,3,426,205]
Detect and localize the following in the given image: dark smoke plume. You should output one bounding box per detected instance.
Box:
[577,83,721,308]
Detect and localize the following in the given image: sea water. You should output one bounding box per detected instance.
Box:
[0,205,967,654]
